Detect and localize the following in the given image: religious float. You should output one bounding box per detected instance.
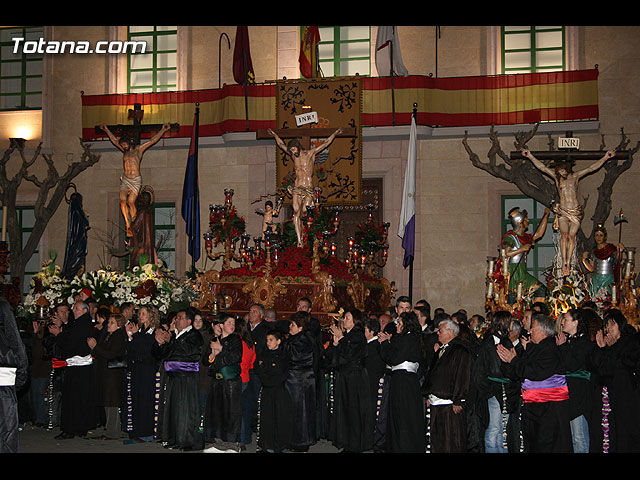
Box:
[196,188,393,326]
[484,208,639,325]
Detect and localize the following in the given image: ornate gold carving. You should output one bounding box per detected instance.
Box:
[241,271,287,309]
[312,271,338,313]
[347,274,369,310]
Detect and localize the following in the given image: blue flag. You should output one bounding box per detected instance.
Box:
[182,108,201,263]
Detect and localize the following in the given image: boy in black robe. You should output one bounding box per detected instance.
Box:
[255,329,292,452]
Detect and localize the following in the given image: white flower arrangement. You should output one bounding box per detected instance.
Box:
[19,256,199,317]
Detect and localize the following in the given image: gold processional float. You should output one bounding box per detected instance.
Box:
[484,209,639,325]
[195,188,393,327]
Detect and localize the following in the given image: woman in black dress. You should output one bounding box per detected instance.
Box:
[378,310,426,453]
[284,310,317,452]
[325,308,373,452]
[88,313,127,439]
[124,305,162,442]
[202,313,243,450]
[590,309,640,452]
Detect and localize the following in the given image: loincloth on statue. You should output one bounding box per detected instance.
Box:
[288,185,315,203]
[553,203,583,231]
[120,175,142,196]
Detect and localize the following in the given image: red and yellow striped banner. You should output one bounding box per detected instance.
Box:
[81,69,598,140]
[81,83,276,141]
[362,68,599,127]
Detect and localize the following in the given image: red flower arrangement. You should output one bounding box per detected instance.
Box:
[209,205,246,247]
[219,245,375,283]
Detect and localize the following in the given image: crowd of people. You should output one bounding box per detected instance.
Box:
[4,286,640,454]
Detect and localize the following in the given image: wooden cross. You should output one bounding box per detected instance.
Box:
[94,102,179,146]
[510,132,628,163]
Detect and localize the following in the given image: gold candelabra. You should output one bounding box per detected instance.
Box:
[204,189,248,270]
[345,204,389,278]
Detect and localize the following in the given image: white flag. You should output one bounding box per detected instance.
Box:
[375,26,408,77]
[398,114,417,268]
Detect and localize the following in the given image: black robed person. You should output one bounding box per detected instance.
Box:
[325,308,374,453]
[378,311,426,453]
[154,309,204,451]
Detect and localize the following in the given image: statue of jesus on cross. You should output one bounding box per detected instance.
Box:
[267,127,343,247]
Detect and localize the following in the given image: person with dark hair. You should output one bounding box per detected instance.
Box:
[325,308,373,452]
[235,315,256,451]
[296,296,326,439]
[556,308,596,453]
[582,224,624,298]
[201,313,243,452]
[531,301,550,316]
[378,311,425,452]
[364,316,385,440]
[589,309,640,452]
[284,310,317,452]
[497,313,572,453]
[474,310,522,453]
[255,329,292,453]
[87,313,127,440]
[154,309,204,451]
[423,317,473,453]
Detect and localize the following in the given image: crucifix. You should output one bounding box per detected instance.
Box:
[257,125,356,247]
[96,103,180,237]
[510,136,620,276]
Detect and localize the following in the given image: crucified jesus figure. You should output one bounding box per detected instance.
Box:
[521,147,616,277]
[267,127,343,247]
[100,123,171,237]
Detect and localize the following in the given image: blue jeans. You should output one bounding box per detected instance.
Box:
[570,415,589,453]
[484,396,509,453]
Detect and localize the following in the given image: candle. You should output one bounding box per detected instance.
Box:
[486,281,494,298]
[612,285,618,304]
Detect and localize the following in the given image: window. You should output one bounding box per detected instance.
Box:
[0,206,40,294]
[0,26,43,110]
[502,26,565,74]
[502,195,555,284]
[154,202,176,271]
[317,26,371,77]
[127,26,177,93]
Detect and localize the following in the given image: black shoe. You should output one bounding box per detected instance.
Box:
[55,432,74,440]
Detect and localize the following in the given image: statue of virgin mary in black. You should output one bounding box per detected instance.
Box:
[61,189,90,280]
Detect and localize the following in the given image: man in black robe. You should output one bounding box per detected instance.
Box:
[51,301,97,439]
[498,313,573,453]
[423,317,472,453]
[0,296,28,452]
[155,309,204,451]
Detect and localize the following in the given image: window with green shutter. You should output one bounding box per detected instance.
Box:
[127,26,177,93]
[501,26,565,74]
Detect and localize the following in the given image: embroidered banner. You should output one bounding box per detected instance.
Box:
[273,76,363,206]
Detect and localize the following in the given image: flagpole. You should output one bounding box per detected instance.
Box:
[408,104,417,303]
[191,103,200,274]
[391,27,396,126]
